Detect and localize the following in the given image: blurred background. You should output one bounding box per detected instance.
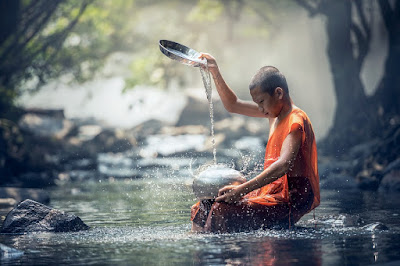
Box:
[1,1,400,264]
[0,0,399,191]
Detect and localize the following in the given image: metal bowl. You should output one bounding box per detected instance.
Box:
[192,165,246,200]
[159,40,206,67]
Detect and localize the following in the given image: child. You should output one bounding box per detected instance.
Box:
[191,53,320,233]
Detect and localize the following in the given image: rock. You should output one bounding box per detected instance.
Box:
[361,222,389,231]
[176,95,230,126]
[0,187,50,205]
[0,243,24,260]
[18,113,73,139]
[356,171,381,190]
[129,119,165,141]
[348,139,380,159]
[84,128,137,154]
[23,108,65,119]
[380,170,400,192]
[1,199,89,234]
[317,214,364,227]
[214,116,267,144]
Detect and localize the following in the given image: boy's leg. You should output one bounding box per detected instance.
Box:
[204,200,290,233]
[191,199,215,233]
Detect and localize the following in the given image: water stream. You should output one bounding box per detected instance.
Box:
[199,63,217,164]
[1,178,399,265]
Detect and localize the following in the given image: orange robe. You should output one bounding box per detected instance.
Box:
[191,108,320,232]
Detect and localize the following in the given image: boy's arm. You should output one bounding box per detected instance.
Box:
[215,126,303,204]
[200,53,265,118]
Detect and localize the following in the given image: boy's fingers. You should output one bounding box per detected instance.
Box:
[215,195,225,202]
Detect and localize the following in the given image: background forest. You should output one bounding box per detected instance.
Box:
[0,0,399,191]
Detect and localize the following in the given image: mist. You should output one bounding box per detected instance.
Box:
[19,2,388,141]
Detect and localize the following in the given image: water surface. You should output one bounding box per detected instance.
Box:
[1,177,400,265]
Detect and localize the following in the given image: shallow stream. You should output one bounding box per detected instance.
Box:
[1,176,400,265]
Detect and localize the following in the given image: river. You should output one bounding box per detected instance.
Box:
[1,175,400,265]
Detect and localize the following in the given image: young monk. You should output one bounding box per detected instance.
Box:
[191,53,320,233]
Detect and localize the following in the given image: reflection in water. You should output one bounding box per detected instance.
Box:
[0,178,399,265]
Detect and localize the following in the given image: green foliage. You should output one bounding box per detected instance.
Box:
[0,0,289,112]
[187,0,224,22]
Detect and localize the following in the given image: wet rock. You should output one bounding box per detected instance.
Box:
[23,108,65,119]
[214,116,267,145]
[356,171,381,191]
[82,128,137,155]
[176,95,230,126]
[0,187,50,205]
[18,113,73,139]
[348,139,380,159]
[361,222,389,231]
[1,199,89,234]
[317,214,364,227]
[0,243,24,260]
[130,119,165,141]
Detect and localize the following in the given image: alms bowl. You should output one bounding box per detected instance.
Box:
[192,165,246,200]
[159,40,206,67]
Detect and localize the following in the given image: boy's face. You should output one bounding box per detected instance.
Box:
[250,86,283,118]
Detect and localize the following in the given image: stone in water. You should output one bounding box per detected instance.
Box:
[193,165,246,200]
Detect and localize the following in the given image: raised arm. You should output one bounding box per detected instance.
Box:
[200,53,265,118]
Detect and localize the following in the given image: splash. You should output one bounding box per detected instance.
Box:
[199,62,217,164]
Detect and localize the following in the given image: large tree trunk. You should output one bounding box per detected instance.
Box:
[320,0,374,152]
[374,0,400,117]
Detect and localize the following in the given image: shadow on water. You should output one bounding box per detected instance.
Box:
[1,177,400,265]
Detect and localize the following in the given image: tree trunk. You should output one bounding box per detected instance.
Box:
[321,0,372,152]
[374,0,400,117]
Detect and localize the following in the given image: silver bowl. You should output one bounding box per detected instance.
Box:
[192,165,246,200]
[159,40,206,67]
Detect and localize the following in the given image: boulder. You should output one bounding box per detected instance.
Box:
[361,222,389,231]
[18,113,73,139]
[1,199,89,233]
[175,95,230,126]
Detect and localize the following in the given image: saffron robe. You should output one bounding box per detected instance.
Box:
[191,108,320,232]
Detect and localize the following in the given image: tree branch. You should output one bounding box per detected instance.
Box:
[351,22,369,69]
[354,0,371,39]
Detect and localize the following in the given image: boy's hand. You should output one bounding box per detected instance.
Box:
[199,53,219,76]
[215,184,244,204]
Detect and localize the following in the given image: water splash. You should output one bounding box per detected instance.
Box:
[199,63,217,164]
